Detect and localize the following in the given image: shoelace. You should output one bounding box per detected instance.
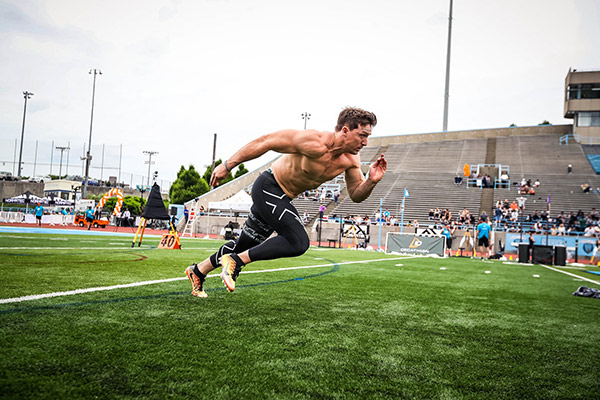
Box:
[232,265,242,281]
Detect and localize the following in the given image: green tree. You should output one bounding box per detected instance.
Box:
[234,163,249,179]
[538,120,551,125]
[169,165,210,205]
[202,159,249,187]
[123,196,146,216]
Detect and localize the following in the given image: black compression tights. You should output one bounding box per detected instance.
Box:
[209,171,310,268]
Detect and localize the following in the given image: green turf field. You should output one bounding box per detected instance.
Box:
[1,231,599,399]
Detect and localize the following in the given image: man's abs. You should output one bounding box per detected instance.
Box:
[271,153,354,198]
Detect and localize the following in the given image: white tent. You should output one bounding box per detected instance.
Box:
[208,190,252,213]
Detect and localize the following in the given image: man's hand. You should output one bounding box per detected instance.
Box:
[369,154,387,183]
[210,163,229,187]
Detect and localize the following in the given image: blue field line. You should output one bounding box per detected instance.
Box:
[0,263,340,315]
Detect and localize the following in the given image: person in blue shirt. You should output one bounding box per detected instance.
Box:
[476,216,492,259]
[61,207,68,226]
[441,224,454,257]
[34,202,44,227]
[85,206,95,230]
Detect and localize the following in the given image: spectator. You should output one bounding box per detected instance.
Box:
[528,232,536,261]
[494,207,503,224]
[333,189,340,205]
[550,225,557,235]
[319,204,325,219]
[302,210,309,225]
[34,202,44,227]
[567,164,572,174]
[184,207,189,223]
[500,172,509,188]
[557,223,566,236]
[534,179,541,187]
[441,224,455,257]
[122,208,131,227]
[581,183,590,193]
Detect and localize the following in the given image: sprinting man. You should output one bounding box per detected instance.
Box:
[476,216,492,259]
[185,107,387,298]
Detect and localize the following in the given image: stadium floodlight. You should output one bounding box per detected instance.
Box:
[55,145,70,178]
[17,91,34,178]
[83,69,102,198]
[301,112,311,130]
[143,151,158,186]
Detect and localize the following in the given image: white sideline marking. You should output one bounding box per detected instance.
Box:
[539,264,600,286]
[0,256,411,304]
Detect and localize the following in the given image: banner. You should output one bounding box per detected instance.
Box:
[506,233,597,258]
[386,233,445,256]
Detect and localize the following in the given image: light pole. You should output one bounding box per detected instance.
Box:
[442,0,453,132]
[301,112,311,130]
[18,91,34,178]
[143,151,158,187]
[56,145,70,178]
[82,69,102,199]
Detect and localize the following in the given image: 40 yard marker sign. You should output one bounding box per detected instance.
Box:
[158,232,181,249]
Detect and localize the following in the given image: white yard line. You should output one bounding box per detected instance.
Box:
[0,256,410,304]
[539,264,600,286]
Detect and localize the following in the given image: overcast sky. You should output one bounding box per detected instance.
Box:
[1,0,598,187]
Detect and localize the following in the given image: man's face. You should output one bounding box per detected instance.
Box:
[342,124,372,154]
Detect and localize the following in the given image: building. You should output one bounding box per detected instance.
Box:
[564,68,600,144]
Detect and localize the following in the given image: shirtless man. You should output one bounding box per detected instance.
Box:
[185,107,387,298]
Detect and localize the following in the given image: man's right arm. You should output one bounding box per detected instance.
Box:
[210,129,325,187]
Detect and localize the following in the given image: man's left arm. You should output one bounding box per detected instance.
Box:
[345,154,387,203]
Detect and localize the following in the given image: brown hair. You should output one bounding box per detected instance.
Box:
[335,107,377,132]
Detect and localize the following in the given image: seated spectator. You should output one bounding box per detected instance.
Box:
[581,183,591,193]
[454,175,463,185]
[531,211,540,221]
[550,225,557,235]
[534,179,540,187]
[428,209,434,220]
[500,172,509,187]
[509,201,518,211]
[557,223,566,236]
[494,207,503,223]
[528,186,535,195]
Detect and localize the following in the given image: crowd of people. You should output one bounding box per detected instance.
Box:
[492,197,599,236]
[518,177,540,195]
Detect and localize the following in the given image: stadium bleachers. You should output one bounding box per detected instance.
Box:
[494,134,600,219]
[328,133,600,225]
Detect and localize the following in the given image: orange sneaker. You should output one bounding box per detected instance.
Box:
[220,254,242,292]
[185,264,207,298]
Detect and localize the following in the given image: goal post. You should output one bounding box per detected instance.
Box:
[385,232,446,257]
